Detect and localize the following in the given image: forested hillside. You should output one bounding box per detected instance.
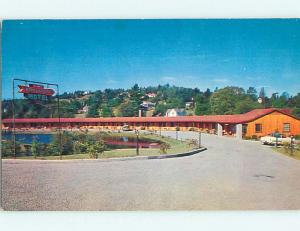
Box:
[2,84,300,119]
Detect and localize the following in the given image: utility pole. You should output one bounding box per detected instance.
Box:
[159,124,162,136]
[135,129,139,156]
[198,131,202,148]
[12,79,16,159]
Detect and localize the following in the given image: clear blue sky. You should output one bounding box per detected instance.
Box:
[2,19,300,99]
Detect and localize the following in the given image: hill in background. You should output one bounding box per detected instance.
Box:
[2,84,300,119]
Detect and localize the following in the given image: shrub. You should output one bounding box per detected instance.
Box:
[186,139,198,148]
[251,135,258,140]
[282,141,296,156]
[282,142,290,153]
[159,142,171,154]
[86,140,106,159]
[31,140,43,158]
[52,131,74,155]
[2,140,21,157]
[73,141,87,154]
[296,142,300,151]
[295,135,300,140]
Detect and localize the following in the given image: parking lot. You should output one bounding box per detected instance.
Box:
[2,131,300,210]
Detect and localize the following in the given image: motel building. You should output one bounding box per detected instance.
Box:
[2,108,300,139]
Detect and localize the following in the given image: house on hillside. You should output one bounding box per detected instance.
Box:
[185,102,194,109]
[78,105,89,114]
[140,101,156,109]
[146,93,157,98]
[165,108,186,117]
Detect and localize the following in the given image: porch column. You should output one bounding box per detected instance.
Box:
[217,123,223,136]
[236,123,243,139]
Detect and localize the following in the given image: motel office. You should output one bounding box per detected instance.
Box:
[2,108,300,139]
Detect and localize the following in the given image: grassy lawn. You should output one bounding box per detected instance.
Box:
[272,147,300,160]
[9,132,196,160]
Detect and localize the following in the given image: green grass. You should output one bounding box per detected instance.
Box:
[8,132,196,160]
[272,147,300,160]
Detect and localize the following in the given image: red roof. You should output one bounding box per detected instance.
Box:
[2,108,298,124]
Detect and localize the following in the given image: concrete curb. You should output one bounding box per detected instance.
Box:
[2,147,207,163]
[147,147,207,160]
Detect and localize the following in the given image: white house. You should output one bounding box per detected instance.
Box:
[146,93,157,98]
[185,102,194,109]
[165,108,186,117]
[140,101,156,109]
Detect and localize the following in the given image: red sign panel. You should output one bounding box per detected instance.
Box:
[18,84,55,96]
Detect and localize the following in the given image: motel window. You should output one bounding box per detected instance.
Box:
[283,123,291,132]
[255,123,262,133]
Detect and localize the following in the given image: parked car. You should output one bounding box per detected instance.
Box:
[260,133,292,145]
[122,124,132,131]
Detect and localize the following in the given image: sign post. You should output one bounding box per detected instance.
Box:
[290,135,295,156]
[135,129,139,156]
[198,130,202,148]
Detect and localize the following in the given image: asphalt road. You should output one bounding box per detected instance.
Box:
[2,132,300,210]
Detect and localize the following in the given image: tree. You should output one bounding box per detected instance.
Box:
[46,143,60,156]
[31,139,43,158]
[210,86,257,114]
[118,101,137,117]
[101,104,113,117]
[291,93,300,117]
[86,139,106,159]
[127,84,143,116]
[210,87,239,114]
[87,104,99,117]
[51,131,74,155]
[159,142,171,154]
[234,97,259,114]
[246,87,257,101]
[203,88,212,98]
[259,87,266,99]
[270,92,289,108]
[2,140,21,157]
[194,94,210,115]
[154,104,169,116]
[87,90,102,117]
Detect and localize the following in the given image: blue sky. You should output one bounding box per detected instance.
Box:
[2,19,300,99]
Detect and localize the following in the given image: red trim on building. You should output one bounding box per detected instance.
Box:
[2,108,298,125]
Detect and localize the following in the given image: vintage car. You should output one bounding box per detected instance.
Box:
[122,124,132,131]
[260,133,292,145]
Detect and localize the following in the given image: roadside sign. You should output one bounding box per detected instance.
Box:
[18,84,55,101]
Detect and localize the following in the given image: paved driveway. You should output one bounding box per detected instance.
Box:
[2,132,300,210]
